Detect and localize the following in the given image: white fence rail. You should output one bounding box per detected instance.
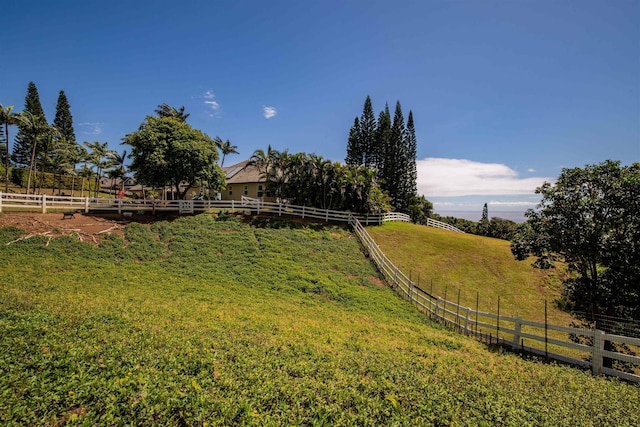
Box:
[0,192,461,231]
[348,215,640,383]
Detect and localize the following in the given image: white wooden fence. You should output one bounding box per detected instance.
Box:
[348,215,640,383]
[0,192,458,230]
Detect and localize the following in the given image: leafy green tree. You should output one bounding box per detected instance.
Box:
[408,195,433,225]
[511,160,640,323]
[154,103,190,123]
[0,105,23,192]
[124,116,224,199]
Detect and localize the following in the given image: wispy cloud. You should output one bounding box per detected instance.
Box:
[263,106,277,119]
[78,122,103,135]
[417,158,553,197]
[202,90,221,118]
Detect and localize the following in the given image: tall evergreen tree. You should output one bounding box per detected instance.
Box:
[403,110,418,205]
[13,82,47,168]
[375,103,391,182]
[345,117,362,166]
[53,90,76,147]
[387,101,406,210]
[360,96,377,168]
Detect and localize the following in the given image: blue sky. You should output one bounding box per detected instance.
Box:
[3,0,638,220]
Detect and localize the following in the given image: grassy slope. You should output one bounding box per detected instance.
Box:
[367,222,575,327]
[0,215,637,426]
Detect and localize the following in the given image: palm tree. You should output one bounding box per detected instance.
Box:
[219,139,238,167]
[155,103,190,122]
[84,141,112,197]
[0,105,23,192]
[107,149,127,193]
[17,111,49,194]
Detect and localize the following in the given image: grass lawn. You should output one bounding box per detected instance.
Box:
[0,214,638,426]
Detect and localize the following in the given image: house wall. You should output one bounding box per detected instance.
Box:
[221,182,267,201]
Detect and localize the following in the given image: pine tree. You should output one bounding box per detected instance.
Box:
[403,110,418,203]
[345,117,362,165]
[478,203,490,236]
[53,90,76,146]
[375,103,391,183]
[360,96,377,168]
[387,101,406,211]
[13,82,47,167]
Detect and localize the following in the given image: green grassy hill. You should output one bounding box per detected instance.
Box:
[368,222,574,327]
[0,215,638,426]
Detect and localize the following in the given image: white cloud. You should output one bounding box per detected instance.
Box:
[417,158,552,197]
[205,100,220,110]
[263,106,277,119]
[202,90,221,117]
[78,122,103,135]
[527,168,536,173]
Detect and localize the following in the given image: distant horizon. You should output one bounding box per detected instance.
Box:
[434,210,527,223]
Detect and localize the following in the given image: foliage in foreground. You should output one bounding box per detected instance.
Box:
[511,160,640,324]
[0,215,638,426]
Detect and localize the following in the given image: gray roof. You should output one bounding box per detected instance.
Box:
[223,160,265,184]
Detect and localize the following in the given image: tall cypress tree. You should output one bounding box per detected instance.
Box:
[53,90,76,146]
[375,103,391,182]
[360,96,377,168]
[13,82,47,167]
[345,117,363,165]
[387,101,406,211]
[403,110,418,204]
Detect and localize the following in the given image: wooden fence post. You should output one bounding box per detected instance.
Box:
[41,194,47,214]
[85,196,89,213]
[464,308,471,335]
[512,317,522,350]
[0,192,3,213]
[279,203,282,216]
[592,330,605,375]
[118,199,122,214]
[435,297,441,321]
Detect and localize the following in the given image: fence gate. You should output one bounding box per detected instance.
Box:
[179,200,194,214]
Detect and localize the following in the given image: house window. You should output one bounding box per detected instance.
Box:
[257,185,263,198]
[228,185,233,196]
[243,185,248,196]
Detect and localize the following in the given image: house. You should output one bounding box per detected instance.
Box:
[220,160,270,201]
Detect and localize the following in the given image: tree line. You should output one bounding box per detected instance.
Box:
[249,147,391,214]
[346,96,418,214]
[1,82,127,196]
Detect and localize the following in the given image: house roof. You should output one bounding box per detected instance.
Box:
[223,160,265,184]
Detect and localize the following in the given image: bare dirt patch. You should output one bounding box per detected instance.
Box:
[0,211,181,245]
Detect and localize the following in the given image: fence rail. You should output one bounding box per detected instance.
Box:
[348,214,640,383]
[0,192,459,230]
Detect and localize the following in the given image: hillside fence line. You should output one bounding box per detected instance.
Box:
[348,215,640,384]
[0,192,444,229]
[2,192,637,382]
